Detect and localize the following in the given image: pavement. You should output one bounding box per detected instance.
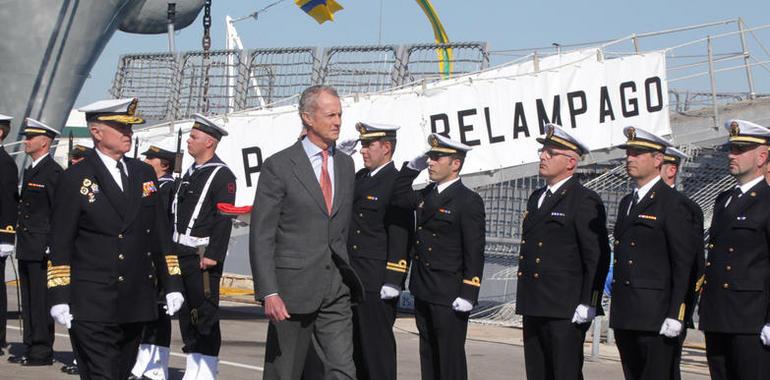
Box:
[0,283,713,379]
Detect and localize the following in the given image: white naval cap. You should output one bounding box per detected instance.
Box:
[23,118,60,138]
[192,113,228,140]
[78,98,145,125]
[724,119,770,146]
[663,147,688,165]
[536,123,590,155]
[427,133,472,156]
[0,114,11,124]
[356,122,400,141]
[618,126,672,153]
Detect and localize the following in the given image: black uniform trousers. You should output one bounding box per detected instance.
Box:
[352,290,398,380]
[614,329,678,380]
[523,316,590,380]
[705,332,770,380]
[414,298,469,380]
[140,304,171,347]
[18,259,54,360]
[177,251,222,356]
[70,320,143,380]
[0,257,6,347]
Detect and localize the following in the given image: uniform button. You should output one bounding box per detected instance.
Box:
[519,255,524,260]
[624,280,630,286]
[428,247,432,252]
[425,262,431,267]
[147,252,152,257]
[414,255,420,260]
[418,226,423,230]
[118,254,124,260]
[612,279,616,284]
[537,242,543,247]
[533,273,540,279]
[148,274,154,279]
[517,271,522,277]
[706,261,711,267]
[118,234,124,239]
[722,283,729,289]
[24,215,29,219]
[613,259,618,264]
[535,258,541,264]
[630,241,636,247]
[146,229,151,234]
[725,265,732,271]
[25,202,30,207]
[432,233,437,237]
[708,243,714,249]
[521,240,526,245]
[416,240,420,245]
[627,260,633,265]
[118,276,124,282]
[728,247,734,253]
[356,230,361,234]
[352,245,358,250]
[614,240,620,246]
[359,213,363,217]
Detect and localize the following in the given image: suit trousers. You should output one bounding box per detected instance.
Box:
[177,253,222,356]
[671,328,687,380]
[18,259,54,360]
[140,303,172,347]
[70,320,143,379]
[263,266,356,380]
[522,316,590,380]
[615,329,678,380]
[705,332,770,380]
[414,298,470,380]
[352,290,398,380]
[0,257,6,346]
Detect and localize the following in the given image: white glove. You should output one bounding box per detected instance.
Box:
[380,284,401,300]
[336,138,359,156]
[0,244,13,258]
[571,304,596,324]
[760,324,770,346]
[407,153,429,171]
[50,304,73,329]
[659,318,683,338]
[165,292,185,316]
[452,297,473,312]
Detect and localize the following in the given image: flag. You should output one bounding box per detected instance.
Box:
[415,0,453,79]
[296,0,343,24]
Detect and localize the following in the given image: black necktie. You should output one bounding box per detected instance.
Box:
[628,190,639,215]
[539,189,553,209]
[116,161,129,192]
[725,187,743,209]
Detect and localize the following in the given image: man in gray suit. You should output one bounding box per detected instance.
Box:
[249,85,364,379]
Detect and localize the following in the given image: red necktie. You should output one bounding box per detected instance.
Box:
[321,150,333,215]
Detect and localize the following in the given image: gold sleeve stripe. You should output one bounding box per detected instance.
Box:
[463,276,481,287]
[46,263,71,289]
[678,303,686,321]
[166,255,181,276]
[386,259,408,273]
[0,225,15,234]
[695,275,705,293]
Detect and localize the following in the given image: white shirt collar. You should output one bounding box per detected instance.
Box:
[634,175,661,201]
[30,153,49,168]
[546,176,572,194]
[437,177,461,194]
[737,175,765,195]
[369,160,392,177]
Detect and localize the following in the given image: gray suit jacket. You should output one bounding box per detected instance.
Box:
[249,140,364,314]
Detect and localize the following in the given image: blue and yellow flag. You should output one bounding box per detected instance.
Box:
[296,0,343,24]
[415,0,453,79]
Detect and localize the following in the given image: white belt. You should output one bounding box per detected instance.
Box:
[173,232,210,248]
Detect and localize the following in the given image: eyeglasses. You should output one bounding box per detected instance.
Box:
[538,148,573,159]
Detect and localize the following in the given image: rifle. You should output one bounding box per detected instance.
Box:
[67,131,73,168]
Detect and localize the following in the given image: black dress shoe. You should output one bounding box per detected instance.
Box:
[7,355,28,364]
[19,357,54,366]
[64,364,79,375]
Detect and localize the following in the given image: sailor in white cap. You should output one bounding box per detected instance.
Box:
[9,118,63,366]
[515,124,610,379]
[699,119,770,378]
[173,112,236,379]
[391,133,486,379]
[658,145,706,380]
[610,126,698,379]
[346,122,412,380]
[0,114,17,355]
[47,98,184,378]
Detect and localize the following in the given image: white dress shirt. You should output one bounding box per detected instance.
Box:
[29,153,49,169]
[724,175,765,207]
[538,176,572,208]
[436,177,461,194]
[628,175,661,215]
[95,148,128,191]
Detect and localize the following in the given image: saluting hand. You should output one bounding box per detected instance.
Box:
[264,294,291,322]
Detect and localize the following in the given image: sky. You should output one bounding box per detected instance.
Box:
[77,0,770,105]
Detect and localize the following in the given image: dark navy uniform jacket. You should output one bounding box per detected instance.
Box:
[17,154,61,261]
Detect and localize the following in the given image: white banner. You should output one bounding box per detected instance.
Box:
[134,50,670,205]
